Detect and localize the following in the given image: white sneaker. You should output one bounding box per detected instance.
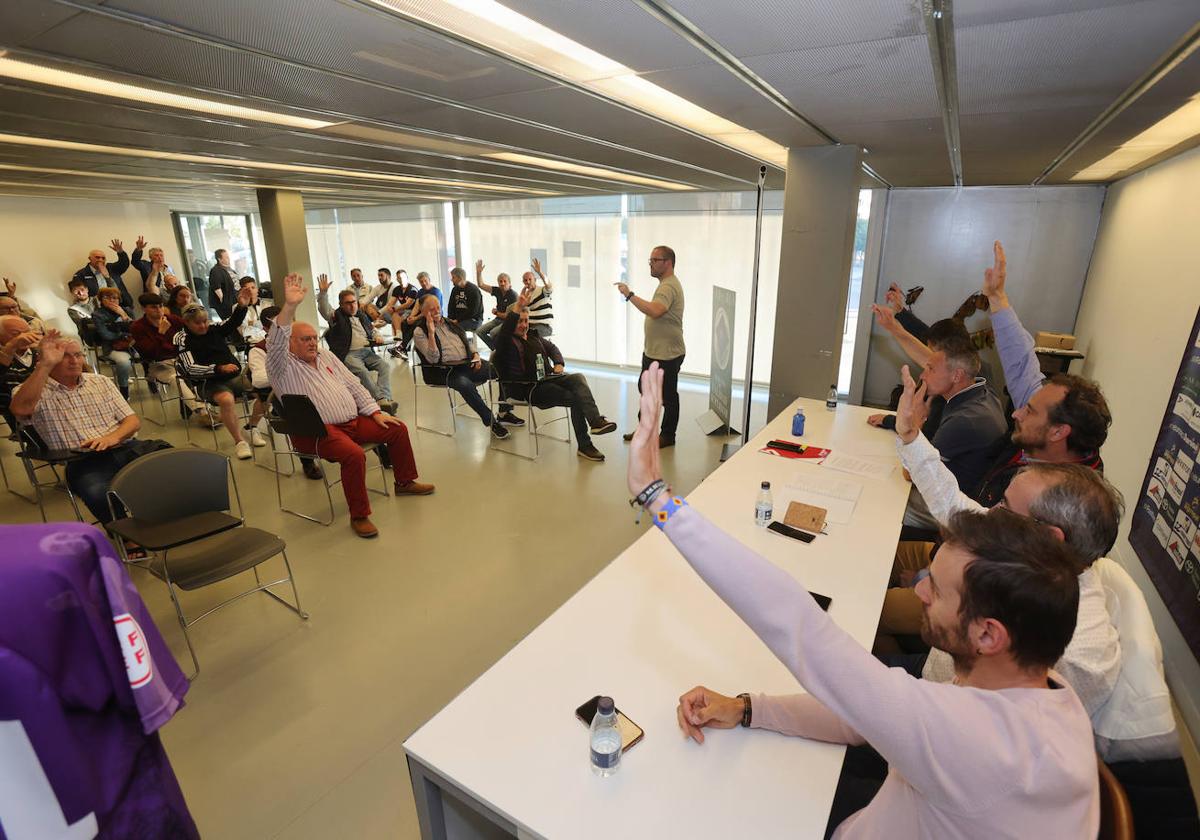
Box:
[248,428,268,447]
[235,440,253,460]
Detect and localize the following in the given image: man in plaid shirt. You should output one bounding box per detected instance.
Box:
[11,333,145,523]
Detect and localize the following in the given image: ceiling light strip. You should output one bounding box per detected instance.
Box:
[922,0,963,187]
[363,0,787,167]
[0,132,554,194]
[483,152,689,190]
[42,0,753,186]
[1034,21,1200,184]
[0,56,334,130]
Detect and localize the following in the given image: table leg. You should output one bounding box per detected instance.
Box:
[406,754,526,840]
[408,755,448,840]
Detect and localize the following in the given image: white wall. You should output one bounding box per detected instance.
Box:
[0,194,179,332]
[861,186,1106,406]
[1073,144,1200,741]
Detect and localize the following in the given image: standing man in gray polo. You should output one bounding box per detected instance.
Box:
[618,244,685,448]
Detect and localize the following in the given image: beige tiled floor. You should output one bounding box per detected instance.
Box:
[3,362,767,839]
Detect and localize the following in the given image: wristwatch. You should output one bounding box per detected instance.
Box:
[736,693,752,727]
[624,291,634,301]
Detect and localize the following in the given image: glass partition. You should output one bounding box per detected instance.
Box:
[305,203,449,295]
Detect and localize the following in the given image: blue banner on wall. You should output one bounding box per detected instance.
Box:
[1129,305,1200,663]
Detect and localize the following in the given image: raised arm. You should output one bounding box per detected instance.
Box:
[873,304,932,367]
[266,274,304,382]
[982,241,1044,409]
[475,260,494,294]
[531,257,551,293]
[10,335,66,418]
[316,274,335,322]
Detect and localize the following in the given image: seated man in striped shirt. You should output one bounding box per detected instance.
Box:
[269,273,433,539]
[11,333,146,523]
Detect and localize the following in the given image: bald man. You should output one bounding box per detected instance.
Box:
[71,238,134,313]
[268,273,433,538]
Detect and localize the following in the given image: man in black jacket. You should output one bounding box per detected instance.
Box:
[71,239,133,314]
[316,274,396,412]
[446,267,484,332]
[174,285,256,459]
[207,249,238,319]
[492,292,616,462]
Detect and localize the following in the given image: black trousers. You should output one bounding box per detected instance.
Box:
[637,353,684,439]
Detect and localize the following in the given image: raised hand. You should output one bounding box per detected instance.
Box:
[475,259,484,275]
[282,273,307,307]
[5,331,39,354]
[110,238,123,253]
[237,284,254,308]
[982,240,1008,309]
[676,686,742,745]
[531,257,542,277]
[894,364,931,444]
[3,277,14,296]
[317,273,331,293]
[627,362,665,497]
[871,302,899,334]
[37,334,68,368]
[134,235,147,250]
[615,281,631,298]
[516,290,531,310]
[884,282,904,313]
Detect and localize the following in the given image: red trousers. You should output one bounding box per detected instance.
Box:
[291,415,418,518]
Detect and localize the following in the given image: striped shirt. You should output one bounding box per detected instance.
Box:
[16,372,134,449]
[526,284,552,328]
[266,322,379,424]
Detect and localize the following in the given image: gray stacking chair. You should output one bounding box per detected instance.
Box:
[105,448,307,679]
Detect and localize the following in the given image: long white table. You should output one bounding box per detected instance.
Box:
[404,398,912,839]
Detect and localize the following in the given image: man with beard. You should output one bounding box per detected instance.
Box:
[628,363,1097,839]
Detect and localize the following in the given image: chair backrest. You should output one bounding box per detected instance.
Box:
[18,423,49,453]
[410,351,450,386]
[1091,557,1179,761]
[110,448,231,522]
[1098,757,1135,840]
[278,394,328,439]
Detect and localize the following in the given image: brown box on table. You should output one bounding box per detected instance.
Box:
[1034,331,1076,350]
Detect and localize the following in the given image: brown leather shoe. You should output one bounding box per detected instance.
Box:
[394,480,435,496]
[350,517,379,538]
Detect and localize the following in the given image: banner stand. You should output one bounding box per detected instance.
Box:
[721,165,768,462]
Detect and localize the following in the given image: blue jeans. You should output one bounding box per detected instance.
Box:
[455,318,483,333]
[477,317,504,349]
[343,348,392,401]
[65,445,144,523]
[446,365,493,425]
[104,349,132,389]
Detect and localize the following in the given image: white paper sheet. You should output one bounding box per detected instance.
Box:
[820,451,896,481]
[784,474,864,524]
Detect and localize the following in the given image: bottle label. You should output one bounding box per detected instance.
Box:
[591,746,621,769]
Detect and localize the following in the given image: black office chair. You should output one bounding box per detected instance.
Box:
[270,394,390,525]
[409,351,494,437]
[15,424,87,522]
[488,375,572,462]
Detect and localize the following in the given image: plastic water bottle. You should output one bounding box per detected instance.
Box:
[791,407,806,436]
[755,481,773,527]
[825,384,838,411]
[535,355,546,381]
[590,696,622,777]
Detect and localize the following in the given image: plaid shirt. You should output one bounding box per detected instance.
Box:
[17,372,135,449]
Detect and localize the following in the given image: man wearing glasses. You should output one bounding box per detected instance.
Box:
[618,245,685,448]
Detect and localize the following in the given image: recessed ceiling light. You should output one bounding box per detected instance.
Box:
[484,152,689,190]
[368,0,788,167]
[0,56,337,131]
[0,132,556,194]
[1070,93,1200,181]
[0,162,338,192]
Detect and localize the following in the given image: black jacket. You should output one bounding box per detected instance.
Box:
[72,253,133,312]
[208,265,238,318]
[491,311,563,399]
[323,306,377,361]
[174,305,247,379]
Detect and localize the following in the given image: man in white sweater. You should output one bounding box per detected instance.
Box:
[629,363,1098,839]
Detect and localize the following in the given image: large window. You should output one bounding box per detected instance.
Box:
[306,204,449,292]
[173,212,261,303]
[838,190,874,395]
[305,189,872,392]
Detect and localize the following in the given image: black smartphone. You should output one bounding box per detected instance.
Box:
[767,520,816,543]
[575,696,644,753]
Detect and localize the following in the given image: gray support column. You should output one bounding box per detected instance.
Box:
[767,145,863,418]
[451,201,463,272]
[256,188,318,324]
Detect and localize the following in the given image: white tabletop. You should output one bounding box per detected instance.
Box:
[405,399,912,839]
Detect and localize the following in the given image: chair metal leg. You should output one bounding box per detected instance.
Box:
[163,568,201,680]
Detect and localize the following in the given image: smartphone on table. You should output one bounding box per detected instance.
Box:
[575,696,644,753]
